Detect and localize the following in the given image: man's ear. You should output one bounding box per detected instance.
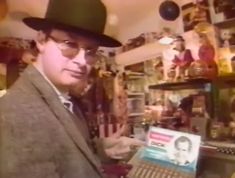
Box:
[35,31,47,52]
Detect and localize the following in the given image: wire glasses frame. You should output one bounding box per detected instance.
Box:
[49,35,99,65]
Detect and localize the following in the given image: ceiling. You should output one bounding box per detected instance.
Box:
[103,0,158,25]
[0,0,191,43]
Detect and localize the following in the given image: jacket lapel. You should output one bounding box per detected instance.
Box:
[23,66,102,175]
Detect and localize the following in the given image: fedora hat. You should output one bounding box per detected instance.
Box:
[23,0,121,47]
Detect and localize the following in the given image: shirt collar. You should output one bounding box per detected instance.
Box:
[34,65,70,102]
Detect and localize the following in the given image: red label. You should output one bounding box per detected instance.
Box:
[149,131,173,142]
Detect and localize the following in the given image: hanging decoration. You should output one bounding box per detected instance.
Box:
[159,0,180,21]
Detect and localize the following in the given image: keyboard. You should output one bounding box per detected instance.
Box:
[205,141,235,155]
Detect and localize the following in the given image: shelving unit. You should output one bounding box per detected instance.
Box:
[148,76,235,121]
[126,75,145,120]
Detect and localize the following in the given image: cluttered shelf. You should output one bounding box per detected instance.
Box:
[148,78,212,90]
[148,74,235,90]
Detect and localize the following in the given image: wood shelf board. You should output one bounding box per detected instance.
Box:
[148,76,235,90]
[128,113,144,117]
[149,78,211,90]
[127,92,145,96]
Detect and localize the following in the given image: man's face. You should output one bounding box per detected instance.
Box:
[176,141,190,163]
[37,29,99,91]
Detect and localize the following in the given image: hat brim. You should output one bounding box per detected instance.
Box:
[23,17,122,47]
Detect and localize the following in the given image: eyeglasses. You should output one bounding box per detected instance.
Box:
[49,35,99,64]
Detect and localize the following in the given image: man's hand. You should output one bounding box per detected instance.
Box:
[102,125,146,159]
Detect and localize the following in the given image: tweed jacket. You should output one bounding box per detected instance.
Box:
[0,65,103,178]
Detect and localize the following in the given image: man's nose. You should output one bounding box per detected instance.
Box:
[72,48,87,66]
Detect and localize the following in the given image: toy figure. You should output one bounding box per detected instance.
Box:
[220,29,232,48]
[171,36,194,81]
[198,33,218,78]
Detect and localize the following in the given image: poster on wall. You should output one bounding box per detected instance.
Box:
[213,0,235,19]
[182,0,211,32]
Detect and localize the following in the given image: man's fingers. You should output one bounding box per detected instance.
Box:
[120,136,146,147]
[110,124,128,138]
[132,139,146,147]
[105,146,131,159]
[104,136,146,160]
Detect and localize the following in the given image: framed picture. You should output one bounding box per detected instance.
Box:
[182,0,211,32]
[213,0,235,19]
[182,2,195,32]
[217,27,235,48]
[213,0,227,13]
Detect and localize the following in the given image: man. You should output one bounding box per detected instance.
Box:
[0,0,144,178]
[173,136,192,166]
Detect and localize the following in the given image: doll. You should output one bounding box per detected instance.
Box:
[220,29,232,48]
[171,36,194,81]
[198,33,218,78]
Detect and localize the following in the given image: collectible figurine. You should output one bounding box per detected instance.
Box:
[220,29,232,48]
[198,33,218,78]
[171,36,194,81]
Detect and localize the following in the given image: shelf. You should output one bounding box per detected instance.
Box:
[127,75,145,80]
[214,74,235,87]
[148,76,235,90]
[115,42,167,66]
[216,74,235,80]
[149,78,212,90]
[128,113,144,117]
[127,92,145,96]
[213,18,235,28]
[127,97,144,101]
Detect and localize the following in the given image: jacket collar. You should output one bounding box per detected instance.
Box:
[22,65,103,176]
